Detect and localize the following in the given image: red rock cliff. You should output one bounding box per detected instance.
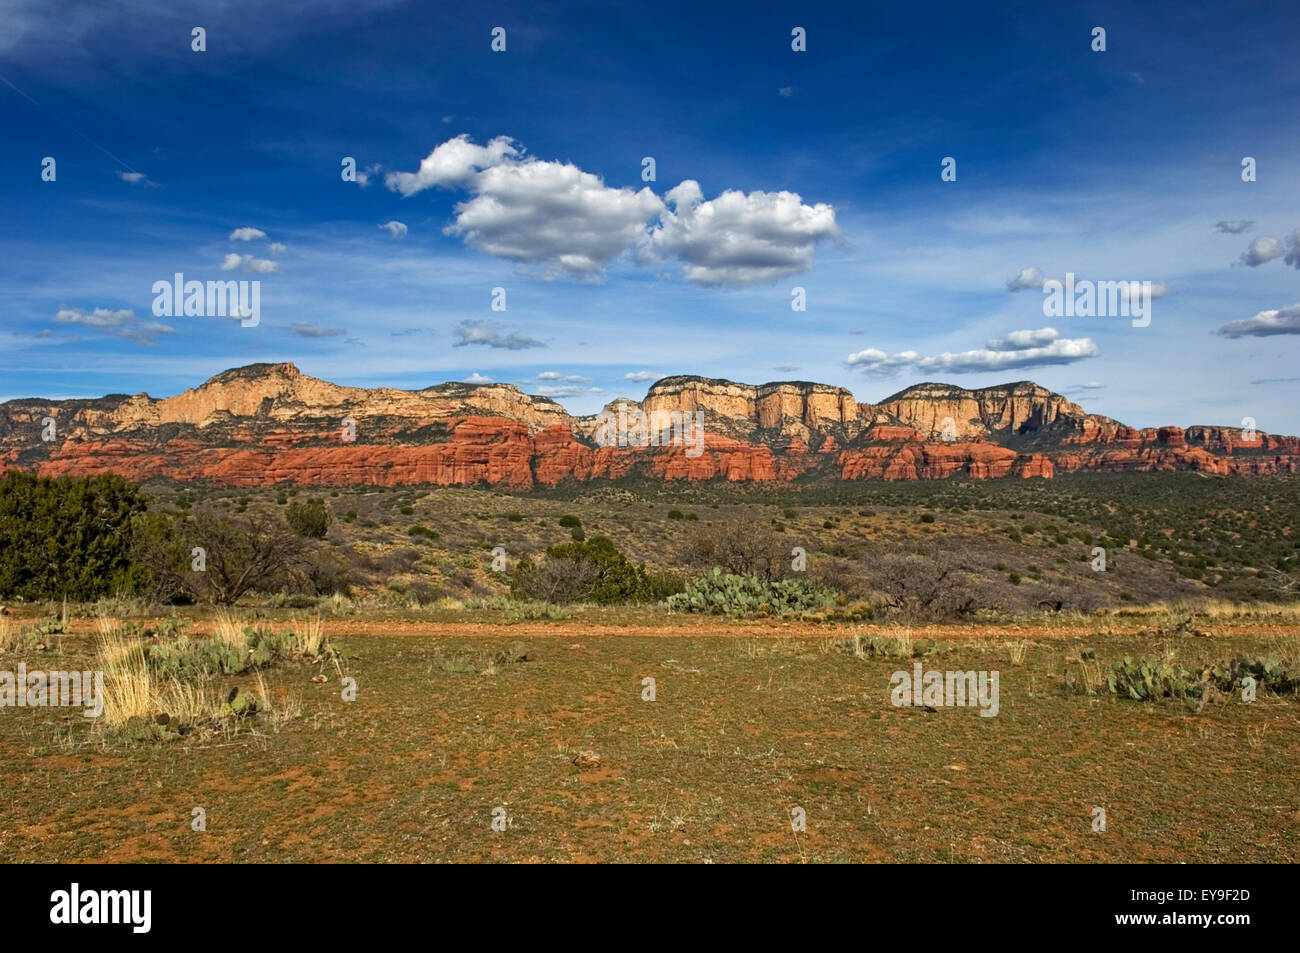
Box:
[2,364,1296,487]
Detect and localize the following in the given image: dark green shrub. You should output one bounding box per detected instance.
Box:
[0,471,146,601]
[285,500,330,539]
[510,534,657,605]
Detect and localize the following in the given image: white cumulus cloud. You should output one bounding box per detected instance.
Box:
[385,135,839,285]
[1216,303,1300,338]
[448,158,664,278]
[52,306,174,345]
[385,134,520,195]
[1005,266,1046,291]
[221,254,278,273]
[644,179,840,286]
[452,320,545,350]
[1238,236,1284,266]
[846,328,1099,379]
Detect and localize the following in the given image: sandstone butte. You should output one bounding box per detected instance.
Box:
[1,362,1297,488]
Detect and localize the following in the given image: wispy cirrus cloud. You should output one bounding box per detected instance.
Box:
[289,322,344,338]
[534,383,603,398]
[1061,381,1106,395]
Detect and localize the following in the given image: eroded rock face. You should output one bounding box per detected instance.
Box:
[641,376,863,444]
[2,363,1296,486]
[874,381,1086,440]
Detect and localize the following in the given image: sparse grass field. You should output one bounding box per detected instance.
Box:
[2,474,1297,863]
[2,615,1297,863]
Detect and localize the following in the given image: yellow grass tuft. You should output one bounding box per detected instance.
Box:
[95,620,145,677]
[290,615,326,658]
[213,609,249,650]
[100,668,157,726]
[253,671,302,725]
[95,619,219,729]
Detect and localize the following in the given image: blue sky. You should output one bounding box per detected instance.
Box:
[1,0,1298,431]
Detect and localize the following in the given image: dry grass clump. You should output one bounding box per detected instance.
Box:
[1007,639,1029,666]
[92,618,298,741]
[1063,648,1105,696]
[213,608,251,650]
[836,630,937,661]
[289,616,327,659]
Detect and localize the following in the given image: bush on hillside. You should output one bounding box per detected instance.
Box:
[285,500,331,538]
[509,534,672,604]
